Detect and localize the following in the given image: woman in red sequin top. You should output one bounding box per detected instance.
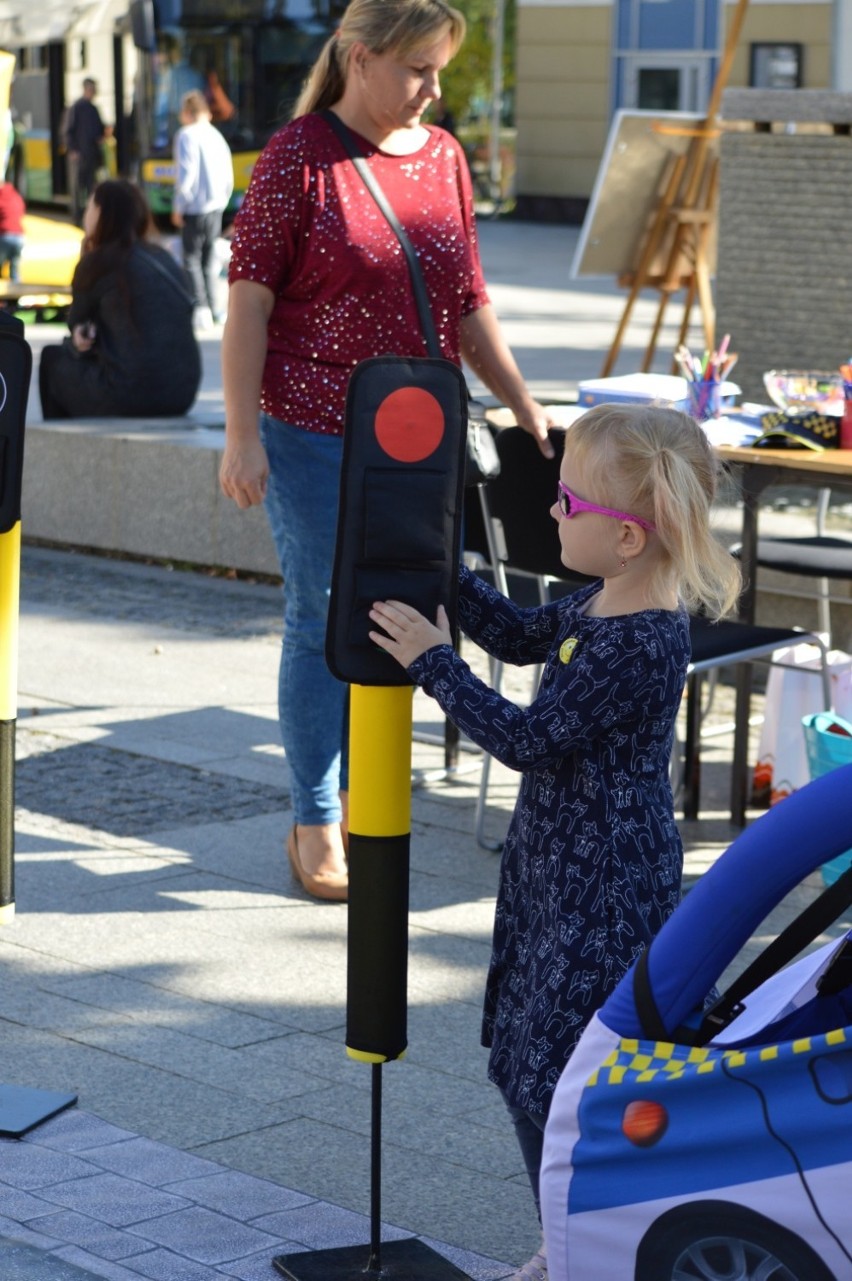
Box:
[219,0,555,904]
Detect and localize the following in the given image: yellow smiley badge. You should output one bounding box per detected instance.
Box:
[559,637,579,664]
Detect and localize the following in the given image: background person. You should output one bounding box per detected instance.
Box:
[63,78,106,226]
[219,0,554,903]
[171,89,234,328]
[152,36,205,149]
[205,70,236,126]
[369,404,742,1281]
[39,179,201,419]
[0,180,25,280]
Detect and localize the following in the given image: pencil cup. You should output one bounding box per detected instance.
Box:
[686,381,722,421]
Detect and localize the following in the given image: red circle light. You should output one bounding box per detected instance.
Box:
[622,1099,668,1147]
[374,387,445,462]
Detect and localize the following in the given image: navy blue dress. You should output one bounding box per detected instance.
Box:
[407,567,691,1117]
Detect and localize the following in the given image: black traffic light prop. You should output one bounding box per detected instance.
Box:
[275,356,470,1280]
[325,354,467,688]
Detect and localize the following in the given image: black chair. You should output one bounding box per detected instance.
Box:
[471,426,831,848]
[730,488,852,643]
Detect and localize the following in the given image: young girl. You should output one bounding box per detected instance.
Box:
[369,403,741,1281]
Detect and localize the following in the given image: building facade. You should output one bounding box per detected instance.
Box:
[514,0,835,220]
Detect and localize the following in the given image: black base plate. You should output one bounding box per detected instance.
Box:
[273,1238,472,1280]
[0,1085,77,1137]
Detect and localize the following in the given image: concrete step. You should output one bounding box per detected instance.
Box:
[23,414,279,577]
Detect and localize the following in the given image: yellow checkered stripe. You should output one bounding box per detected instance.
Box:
[586,1027,850,1087]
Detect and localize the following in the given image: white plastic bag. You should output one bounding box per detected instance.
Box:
[753,641,852,805]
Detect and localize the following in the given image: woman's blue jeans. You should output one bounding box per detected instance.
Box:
[260,414,347,826]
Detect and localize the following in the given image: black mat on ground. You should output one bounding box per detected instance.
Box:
[0,1239,102,1279]
[15,743,287,835]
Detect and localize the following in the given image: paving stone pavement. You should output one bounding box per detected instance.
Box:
[10,539,840,1281]
[11,543,527,1281]
[4,215,846,1280]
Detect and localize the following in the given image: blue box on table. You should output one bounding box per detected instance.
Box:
[577,372,738,411]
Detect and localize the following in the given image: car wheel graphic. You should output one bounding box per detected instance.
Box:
[636,1202,835,1281]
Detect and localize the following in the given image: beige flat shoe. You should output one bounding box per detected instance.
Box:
[287,826,348,902]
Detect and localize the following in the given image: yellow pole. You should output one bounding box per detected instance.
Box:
[346,683,413,1064]
[0,520,18,922]
[0,521,19,721]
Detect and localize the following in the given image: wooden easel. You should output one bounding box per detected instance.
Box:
[600,0,751,377]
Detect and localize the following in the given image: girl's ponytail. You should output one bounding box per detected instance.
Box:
[649,444,741,618]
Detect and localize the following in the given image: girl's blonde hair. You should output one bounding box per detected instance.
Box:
[566,403,741,619]
[293,0,466,118]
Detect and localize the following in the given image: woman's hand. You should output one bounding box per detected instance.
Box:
[220,280,274,509]
[460,305,556,458]
[514,398,557,458]
[369,601,452,668]
[71,322,96,353]
[219,434,270,508]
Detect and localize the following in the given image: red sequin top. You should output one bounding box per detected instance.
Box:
[228,112,489,434]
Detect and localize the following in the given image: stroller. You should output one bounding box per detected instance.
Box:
[540,764,852,1281]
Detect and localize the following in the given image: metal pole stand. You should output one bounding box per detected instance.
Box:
[273,687,470,1281]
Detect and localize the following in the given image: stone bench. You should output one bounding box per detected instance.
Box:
[22,415,279,576]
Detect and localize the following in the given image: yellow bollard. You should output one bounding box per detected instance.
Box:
[346,683,413,1063]
[0,311,31,925]
[0,520,19,922]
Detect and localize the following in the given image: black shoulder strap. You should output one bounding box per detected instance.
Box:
[320,109,439,358]
[697,860,852,1042]
[632,947,669,1042]
[633,859,852,1048]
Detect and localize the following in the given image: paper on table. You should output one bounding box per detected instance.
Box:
[701,417,764,447]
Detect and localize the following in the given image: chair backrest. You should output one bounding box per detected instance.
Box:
[482,425,594,589]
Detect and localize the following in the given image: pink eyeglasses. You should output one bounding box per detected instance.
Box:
[556,481,656,531]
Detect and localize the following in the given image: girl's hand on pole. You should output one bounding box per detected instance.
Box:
[369,601,452,668]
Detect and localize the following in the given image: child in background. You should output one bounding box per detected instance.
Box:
[369,403,741,1281]
[0,181,25,282]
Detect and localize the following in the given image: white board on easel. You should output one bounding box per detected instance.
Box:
[571,109,719,280]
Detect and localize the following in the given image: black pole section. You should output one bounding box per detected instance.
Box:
[0,720,13,911]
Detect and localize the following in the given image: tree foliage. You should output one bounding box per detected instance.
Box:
[439,0,515,130]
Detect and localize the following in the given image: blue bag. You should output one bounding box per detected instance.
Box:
[803,710,852,885]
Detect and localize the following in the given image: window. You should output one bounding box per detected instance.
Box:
[750,43,803,90]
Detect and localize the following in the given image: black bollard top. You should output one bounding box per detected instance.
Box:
[0,309,24,339]
[0,312,32,534]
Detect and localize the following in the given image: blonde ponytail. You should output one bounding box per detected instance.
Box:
[293,37,346,118]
